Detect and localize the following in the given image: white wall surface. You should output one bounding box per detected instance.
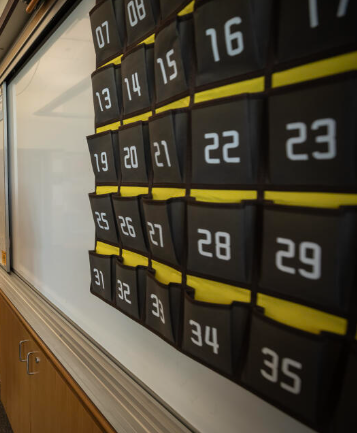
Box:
[8,1,314,432]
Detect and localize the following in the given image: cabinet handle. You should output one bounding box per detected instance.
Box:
[26,351,40,375]
[19,340,30,362]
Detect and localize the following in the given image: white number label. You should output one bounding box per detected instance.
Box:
[124,72,141,101]
[123,146,138,169]
[151,294,165,323]
[261,347,302,395]
[117,280,131,304]
[118,216,136,237]
[95,88,112,112]
[94,211,109,231]
[206,17,244,63]
[276,238,321,280]
[93,152,108,172]
[127,0,146,27]
[197,229,231,261]
[93,268,105,289]
[308,0,349,28]
[153,140,171,167]
[204,131,240,164]
[95,21,110,49]
[286,119,336,161]
[189,320,219,354]
[147,222,164,247]
[157,49,178,84]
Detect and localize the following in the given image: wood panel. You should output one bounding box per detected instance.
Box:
[30,338,103,433]
[0,291,114,433]
[0,297,32,433]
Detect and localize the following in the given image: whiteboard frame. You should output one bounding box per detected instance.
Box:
[0,82,10,272]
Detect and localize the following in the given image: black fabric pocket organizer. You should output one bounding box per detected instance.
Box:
[154,16,193,106]
[124,0,160,48]
[191,95,263,188]
[112,194,148,254]
[118,121,150,185]
[259,204,357,315]
[148,110,188,186]
[91,64,122,128]
[159,0,190,21]
[332,342,357,432]
[186,199,256,285]
[193,0,272,89]
[144,272,182,344]
[241,311,343,427]
[89,193,119,245]
[182,288,249,376]
[276,0,357,64]
[115,258,147,320]
[87,130,119,185]
[142,197,185,267]
[89,251,116,302]
[89,0,125,67]
[121,44,154,117]
[268,73,357,190]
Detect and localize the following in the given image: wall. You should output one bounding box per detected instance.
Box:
[8,1,313,432]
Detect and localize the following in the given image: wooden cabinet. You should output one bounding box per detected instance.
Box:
[0,299,32,433]
[0,296,104,433]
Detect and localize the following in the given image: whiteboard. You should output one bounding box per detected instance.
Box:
[8,1,313,432]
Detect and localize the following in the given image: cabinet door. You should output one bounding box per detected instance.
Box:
[0,297,32,433]
[29,340,103,433]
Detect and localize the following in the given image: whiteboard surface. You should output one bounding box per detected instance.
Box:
[8,1,313,432]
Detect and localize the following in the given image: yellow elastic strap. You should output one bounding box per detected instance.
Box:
[96,186,118,195]
[265,191,357,208]
[187,275,251,304]
[272,51,357,88]
[191,189,257,203]
[257,293,347,335]
[152,260,182,285]
[120,186,149,197]
[194,77,265,104]
[96,241,120,256]
[151,188,186,200]
[155,96,190,114]
[178,0,194,16]
[139,34,155,45]
[101,54,123,68]
[122,249,148,267]
[96,120,121,133]
[123,111,153,124]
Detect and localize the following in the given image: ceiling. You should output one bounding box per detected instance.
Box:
[0,0,30,64]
